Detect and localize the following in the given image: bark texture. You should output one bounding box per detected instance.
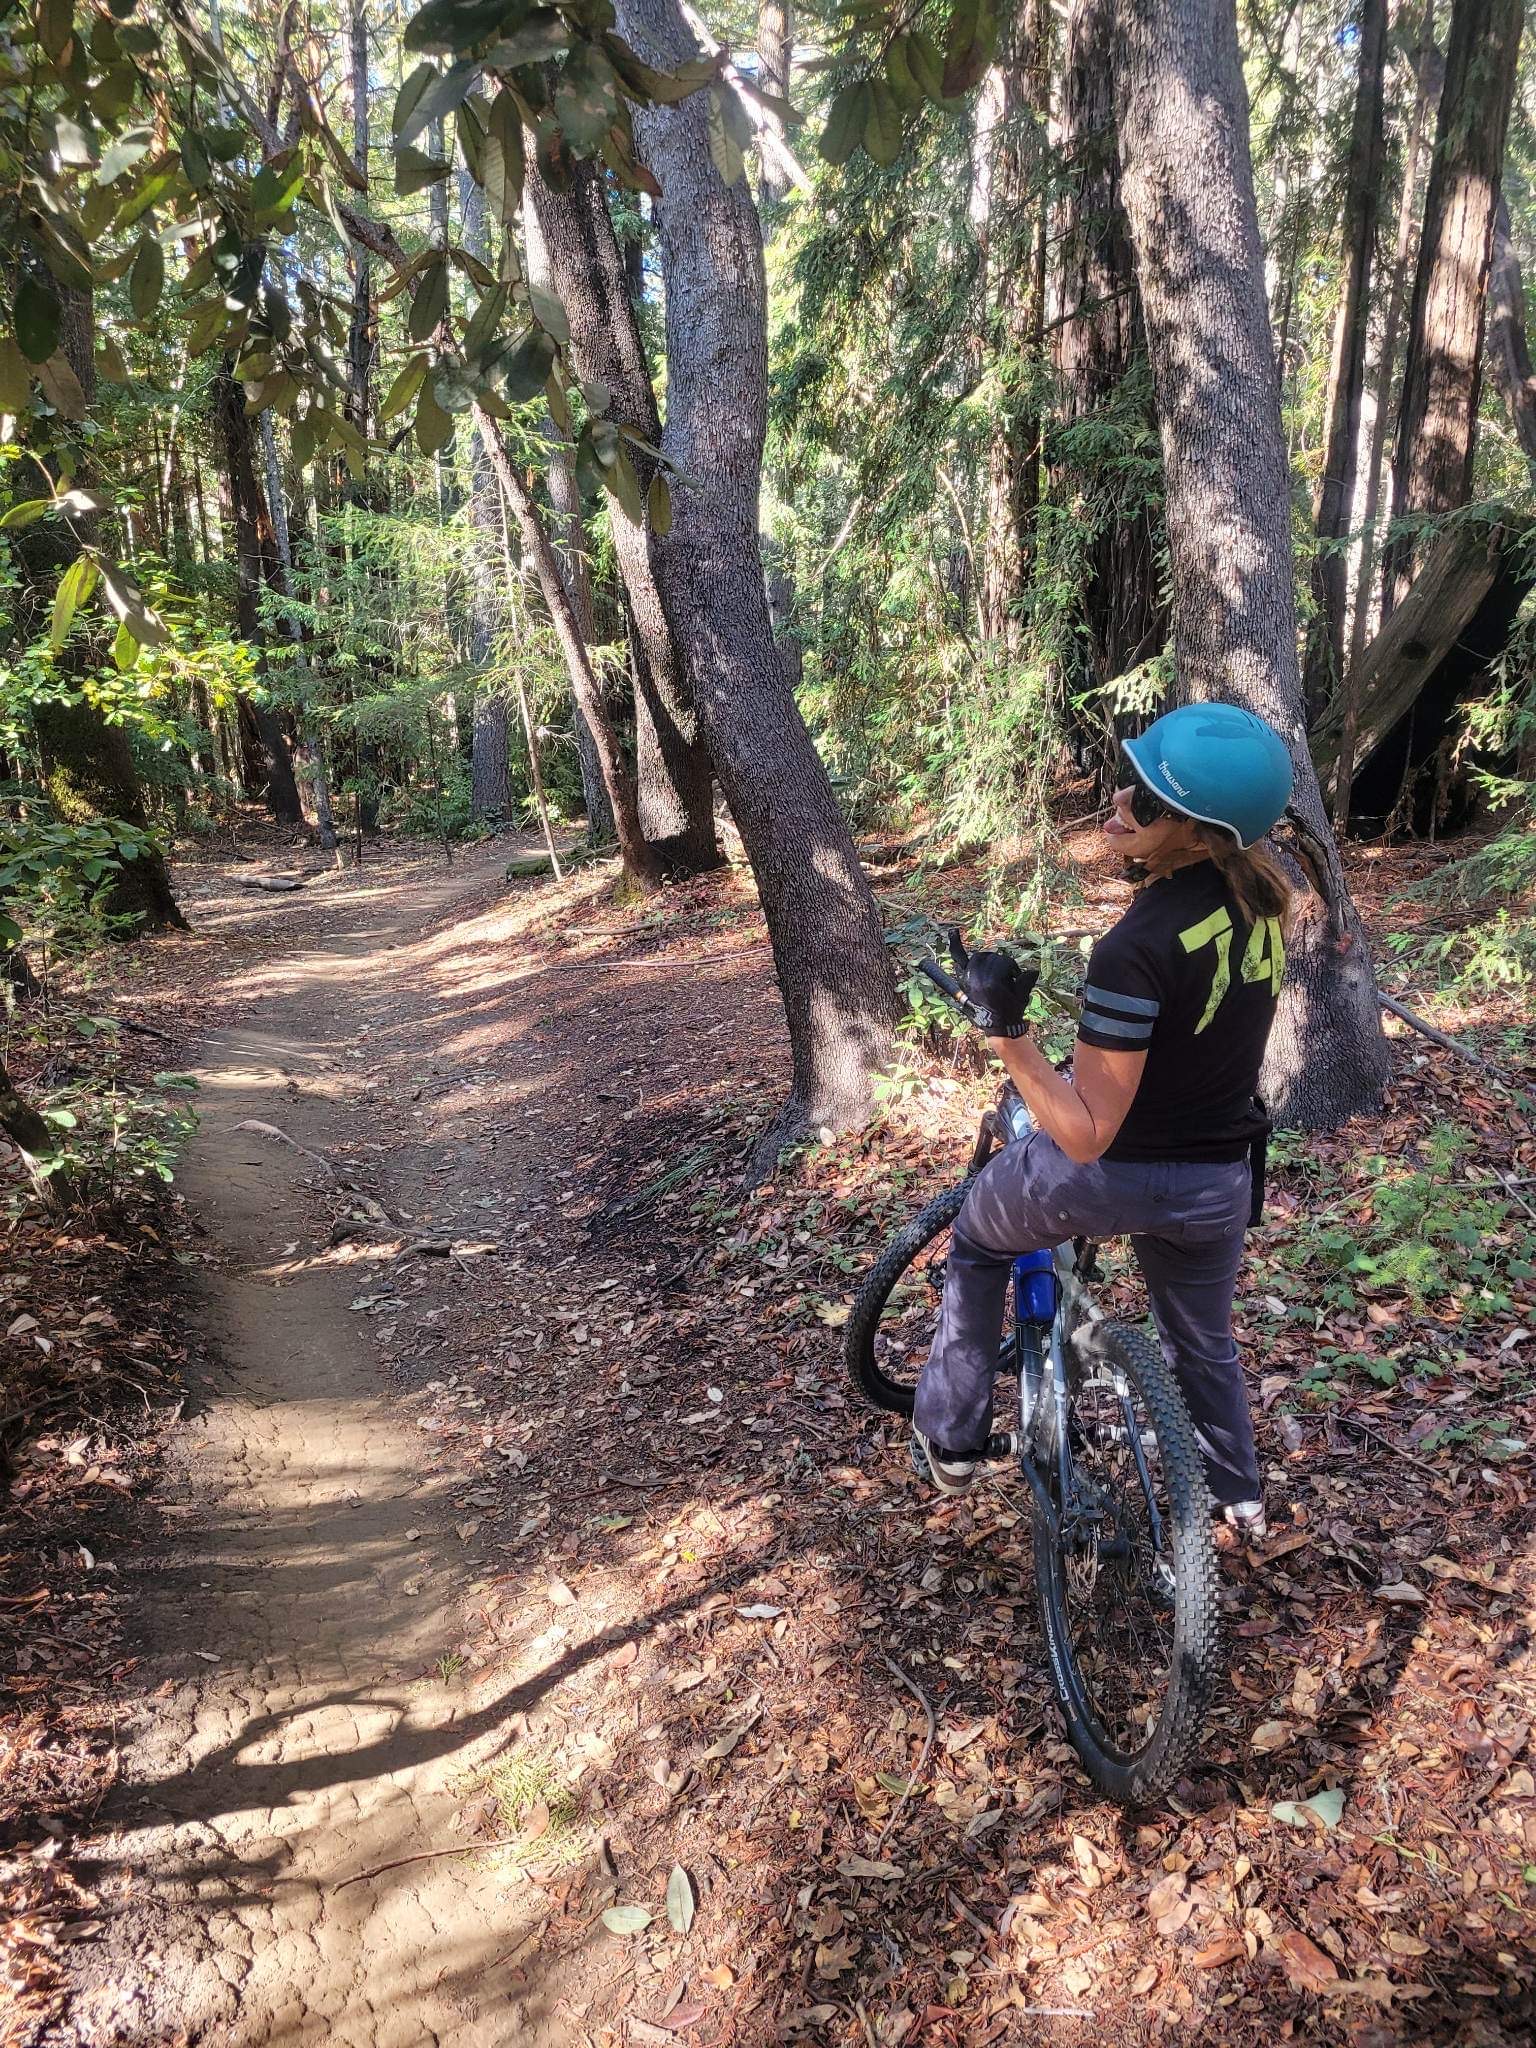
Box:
[1110,0,1387,1130]
[527,156,718,871]
[1300,0,1386,721]
[620,0,899,1155]
[1053,0,1166,765]
[1382,0,1523,611]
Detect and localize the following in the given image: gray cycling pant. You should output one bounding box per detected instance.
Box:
[912,1131,1259,1506]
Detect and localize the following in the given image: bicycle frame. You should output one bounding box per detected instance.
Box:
[973,1088,1166,1560]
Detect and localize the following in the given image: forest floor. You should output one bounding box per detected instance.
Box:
[2,815,1534,2048]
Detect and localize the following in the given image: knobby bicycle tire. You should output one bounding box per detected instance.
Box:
[1033,1319,1220,1805]
[844,1183,968,1415]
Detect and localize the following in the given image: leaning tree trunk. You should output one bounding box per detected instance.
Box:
[526,155,719,873]
[1111,0,1388,1130]
[1487,195,1536,490]
[1382,0,1523,613]
[25,287,184,932]
[212,359,304,825]
[1053,0,1166,779]
[513,174,615,841]
[1300,0,1386,723]
[460,171,512,823]
[620,0,899,1159]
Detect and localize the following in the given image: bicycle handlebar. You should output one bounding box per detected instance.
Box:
[916,954,972,1015]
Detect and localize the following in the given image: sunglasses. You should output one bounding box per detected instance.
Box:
[1121,761,1173,828]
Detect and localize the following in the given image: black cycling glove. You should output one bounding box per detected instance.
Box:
[947,931,1038,1038]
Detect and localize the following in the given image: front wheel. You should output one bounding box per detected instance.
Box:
[1033,1319,1219,1805]
[844,1185,968,1414]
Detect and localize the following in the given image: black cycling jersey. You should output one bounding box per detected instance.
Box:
[1076,861,1282,1164]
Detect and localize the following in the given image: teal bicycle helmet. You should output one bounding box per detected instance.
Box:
[1121,702,1294,848]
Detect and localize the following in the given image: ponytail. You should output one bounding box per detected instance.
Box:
[1195,824,1294,930]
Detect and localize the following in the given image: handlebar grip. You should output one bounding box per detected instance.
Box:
[917,956,970,1009]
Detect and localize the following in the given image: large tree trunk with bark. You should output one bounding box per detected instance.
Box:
[213,360,304,826]
[1053,0,1166,777]
[526,156,718,872]
[1382,0,1523,613]
[1111,0,1387,1130]
[619,0,899,1159]
[24,288,184,933]
[1300,0,1386,722]
[259,413,338,849]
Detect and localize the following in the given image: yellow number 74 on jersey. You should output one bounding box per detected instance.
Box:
[1179,909,1285,1035]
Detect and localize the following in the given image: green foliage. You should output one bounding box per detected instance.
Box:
[31,1068,200,1199]
[0,814,161,954]
[1279,1124,1535,1317]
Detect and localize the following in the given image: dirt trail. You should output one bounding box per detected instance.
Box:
[70,849,572,2047]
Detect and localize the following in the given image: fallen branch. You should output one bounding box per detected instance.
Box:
[1338,1412,1448,1483]
[1378,994,1496,1071]
[333,1837,523,1891]
[232,1119,339,1183]
[875,1652,937,1848]
[234,874,307,893]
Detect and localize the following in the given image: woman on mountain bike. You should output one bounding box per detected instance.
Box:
[913,700,1295,1539]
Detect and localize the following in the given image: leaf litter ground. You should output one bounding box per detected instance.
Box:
[2,817,1533,2048]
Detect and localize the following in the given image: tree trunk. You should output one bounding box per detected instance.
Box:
[1111,0,1388,1130]
[1339,0,1439,829]
[24,288,184,932]
[978,0,1051,647]
[1487,195,1536,489]
[260,412,338,849]
[459,169,512,824]
[757,0,792,210]
[0,1053,74,1208]
[1054,0,1166,776]
[213,359,304,825]
[1382,0,1522,612]
[526,155,718,872]
[473,406,659,890]
[1300,0,1386,723]
[620,0,899,1157]
[515,175,615,841]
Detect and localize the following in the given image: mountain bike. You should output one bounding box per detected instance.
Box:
[844,957,1220,1805]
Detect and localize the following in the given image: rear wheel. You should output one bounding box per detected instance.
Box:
[1033,1320,1219,1805]
[844,1185,967,1414]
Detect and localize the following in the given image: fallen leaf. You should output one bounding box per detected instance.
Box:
[704,1964,735,1989]
[700,1709,761,1761]
[1192,1930,1247,1970]
[736,1603,783,1619]
[547,1577,577,1607]
[1128,1963,1159,1996]
[1252,1719,1296,1754]
[609,1640,639,1671]
[601,1904,654,1936]
[1146,1873,1187,1922]
[1271,1787,1344,1831]
[666,1863,696,1933]
[1382,1930,1430,1957]
[521,1800,550,1844]
[1277,1928,1339,1993]
[1374,1580,1425,1605]
[966,1808,1005,1841]
[837,1856,903,1880]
